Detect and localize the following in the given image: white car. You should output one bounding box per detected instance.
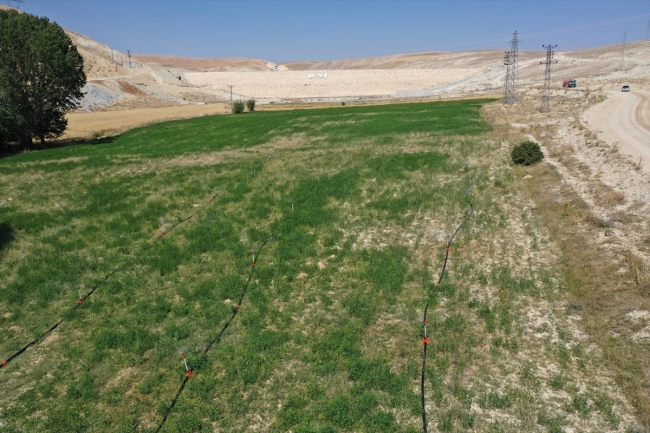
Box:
[621,85,630,92]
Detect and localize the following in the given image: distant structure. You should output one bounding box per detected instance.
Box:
[503,31,519,105]
[127,50,132,68]
[5,0,24,8]
[540,44,557,113]
[503,51,514,104]
[227,84,234,110]
[618,31,627,71]
[646,18,650,40]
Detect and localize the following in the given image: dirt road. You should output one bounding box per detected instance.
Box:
[582,90,650,173]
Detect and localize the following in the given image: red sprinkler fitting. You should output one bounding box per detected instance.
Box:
[78,299,84,305]
[186,370,194,378]
[1,360,7,365]
[421,337,430,345]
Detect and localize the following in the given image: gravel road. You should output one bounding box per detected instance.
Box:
[583,90,650,173]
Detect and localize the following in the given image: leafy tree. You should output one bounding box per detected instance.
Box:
[246,99,256,112]
[0,9,86,151]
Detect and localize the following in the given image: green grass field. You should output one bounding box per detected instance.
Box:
[0,99,640,432]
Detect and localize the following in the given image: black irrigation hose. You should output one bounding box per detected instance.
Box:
[420,177,474,433]
[155,160,356,432]
[0,193,218,370]
[155,235,275,433]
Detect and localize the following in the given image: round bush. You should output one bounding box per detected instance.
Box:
[232,100,245,114]
[511,140,543,166]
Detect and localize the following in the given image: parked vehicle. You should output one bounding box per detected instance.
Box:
[621,85,630,92]
[562,79,577,88]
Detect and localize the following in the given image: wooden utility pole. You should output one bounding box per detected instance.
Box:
[227,85,234,111]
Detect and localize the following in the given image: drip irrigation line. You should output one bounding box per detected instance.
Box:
[420,177,474,433]
[156,160,348,431]
[155,235,274,433]
[0,193,219,371]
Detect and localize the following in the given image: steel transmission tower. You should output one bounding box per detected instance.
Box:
[540,44,557,113]
[510,31,519,101]
[6,0,25,8]
[618,31,627,71]
[503,51,514,104]
[503,31,520,105]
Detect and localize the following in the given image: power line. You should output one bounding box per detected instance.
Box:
[540,44,557,113]
[618,30,627,71]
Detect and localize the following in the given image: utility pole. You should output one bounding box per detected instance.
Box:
[646,19,650,40]
[504,50,514,105]
[540,44,557,113]
[503,31,519,105]
[127,49,132,68]
[227,85,234,111]
[510,31,519,102]
[618,31,627,71]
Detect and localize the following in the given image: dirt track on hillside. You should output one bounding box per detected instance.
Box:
[583,90,650,173]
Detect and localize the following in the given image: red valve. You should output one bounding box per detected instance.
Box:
[78,299,84,305]
[1,360,7,365]
[235,304,241,309]
[446,246,450,251]
[186,370,194,378]
[421,337,430,345]
[181,352,186,359]
[422,320,427,325]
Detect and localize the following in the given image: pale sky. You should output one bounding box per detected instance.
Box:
[12,0,650,62]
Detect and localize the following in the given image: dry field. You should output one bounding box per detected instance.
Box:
[64,104,229,140]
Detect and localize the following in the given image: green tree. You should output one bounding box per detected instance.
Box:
[232,100,245,114]
[0,9,86,151]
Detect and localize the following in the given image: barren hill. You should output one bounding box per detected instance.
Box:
[132,54,281,72]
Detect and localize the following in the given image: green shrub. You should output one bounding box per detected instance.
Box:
[246,99,256,111]
[511,140,543,165]
[232,100,245,114]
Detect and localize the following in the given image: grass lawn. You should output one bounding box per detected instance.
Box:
[0,99,640,432]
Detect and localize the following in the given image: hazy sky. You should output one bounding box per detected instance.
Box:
[13,0,650,62]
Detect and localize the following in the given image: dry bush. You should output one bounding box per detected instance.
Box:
[589,183,626,207]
